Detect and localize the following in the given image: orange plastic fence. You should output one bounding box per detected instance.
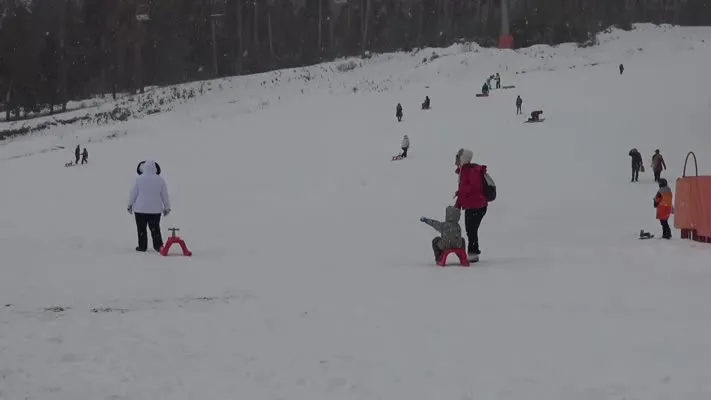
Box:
[499,35,514,49]
[674,152,711,242]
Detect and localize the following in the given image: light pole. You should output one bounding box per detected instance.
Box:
[135,3,150,93]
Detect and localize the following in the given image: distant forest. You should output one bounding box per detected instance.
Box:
[0,0,709,120]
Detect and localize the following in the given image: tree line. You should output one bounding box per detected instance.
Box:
[0,0,708,121]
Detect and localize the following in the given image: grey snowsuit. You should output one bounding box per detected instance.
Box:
[421,206,465,260]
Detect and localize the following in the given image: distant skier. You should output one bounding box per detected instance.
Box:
[81,148,88,165]
[396,103,403,122]
[528,110,543,122]
[74,145,80,165]
[421,96,430,110]
[653,178,673,239]
[400,135,410,158]
[454,148,494,262]
[516,95,523,115]
[651,149,666,182]
[495,73,501,89]
[127,160,171,252]
[629,148,643,182]
[619,64,624,74]
[420,206,466,262]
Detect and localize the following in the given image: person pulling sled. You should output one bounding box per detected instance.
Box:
[420,206,466,262]
[392,135,410,161]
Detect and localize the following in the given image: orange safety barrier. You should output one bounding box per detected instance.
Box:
[499,35,514,49]
[674,152,711,243]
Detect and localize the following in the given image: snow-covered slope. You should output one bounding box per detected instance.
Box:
[2,24,711,400]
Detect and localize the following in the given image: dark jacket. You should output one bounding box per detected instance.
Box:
[629,149,643,167]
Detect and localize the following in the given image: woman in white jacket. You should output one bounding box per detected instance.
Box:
[128,160,171,252]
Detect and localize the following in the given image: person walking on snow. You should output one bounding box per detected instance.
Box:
[400,135,410,158]
[619,64,624,74]
[651,149,666,182]
[127,160,171,252]
[396,103,403,122]
[81,148,88,165]
[653,178,673,239]
[454,148,493,261]
[516,95,523,115]
[495,73,501,89]
[629,148,643,182]
[420,206,465,262]
[74,145,80,165]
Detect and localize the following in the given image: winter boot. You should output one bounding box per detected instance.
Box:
[467,243,480,261]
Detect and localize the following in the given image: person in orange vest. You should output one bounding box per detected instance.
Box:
[653,178,673,239]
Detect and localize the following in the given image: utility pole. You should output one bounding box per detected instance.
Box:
[210,0,226,78]
[210,14,224,78]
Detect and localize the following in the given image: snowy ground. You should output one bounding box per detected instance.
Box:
[2,24,711,400]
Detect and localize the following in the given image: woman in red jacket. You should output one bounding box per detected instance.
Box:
[455,148,490,261]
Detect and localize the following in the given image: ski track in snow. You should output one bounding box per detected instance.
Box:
[2,24,711,400]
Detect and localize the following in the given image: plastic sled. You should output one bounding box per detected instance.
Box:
[437,248,470,267]
[475,93,489,97]
[160,228,193,257]
[391,155,404,161]
[501,85,516,89]
[524,118,545,123]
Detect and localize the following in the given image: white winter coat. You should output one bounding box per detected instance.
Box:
[128,160,171,214]
[401,136,410,149]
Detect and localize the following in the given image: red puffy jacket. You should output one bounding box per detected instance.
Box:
[455,164,488,209]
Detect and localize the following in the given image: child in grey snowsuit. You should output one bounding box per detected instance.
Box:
[420,206,465,261]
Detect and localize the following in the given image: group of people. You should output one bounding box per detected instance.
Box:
[420,148,495,263]
[629,148,672,239]
[629,148,667,183]
[73,145,89,165]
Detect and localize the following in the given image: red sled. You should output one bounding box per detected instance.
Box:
[437,248,470,267]
[160,228,192,257]
[524,118,545,123]
[475,93,489,97]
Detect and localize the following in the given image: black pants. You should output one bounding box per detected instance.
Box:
[135,213,164,251]
[75,154,80,164]
[81,156,88,165]
[397,114,402,122]
[465,207,487,254]
[631,165,640,182]
[653,169,662,182]
[516,105,522,114]
[401,147,408,158]
[660,219,671,239]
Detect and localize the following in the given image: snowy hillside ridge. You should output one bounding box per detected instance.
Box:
[0,23,706,144]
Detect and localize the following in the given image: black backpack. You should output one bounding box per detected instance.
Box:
[482,170,496,202]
